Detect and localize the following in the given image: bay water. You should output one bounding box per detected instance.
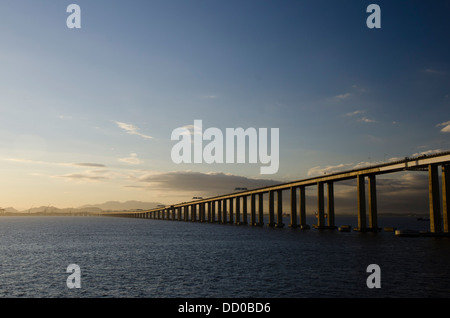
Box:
[0,215,449,298]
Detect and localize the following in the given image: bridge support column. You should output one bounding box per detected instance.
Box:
[235,197,241,225]
[443,165,450,233]
[200,202,206,222]
[429,164,442,233]
[276,190,285,228]
[258,193,264,226]
[211,201,216,222]
[207,201,212,222]
[191,204,197,222]
[251,194,256,226]
[299,186,309,229]
[356,175,367,231]
[229,198,234,224]
[327,182,336,228]
[222,199,227,224]
[217,200,222,223]
[316,182,325,228]
[289,187,298,228]
[268,190,275,227]
[368,175,378,231]
[241,196,248,225]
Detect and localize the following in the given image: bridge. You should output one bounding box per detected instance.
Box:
[100,151,450,235]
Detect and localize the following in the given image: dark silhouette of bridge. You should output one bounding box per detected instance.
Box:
[100,151,450,236]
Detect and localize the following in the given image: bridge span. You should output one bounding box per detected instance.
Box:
[100,151,450,235]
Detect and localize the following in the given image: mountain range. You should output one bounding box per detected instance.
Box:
[1,201,165,214]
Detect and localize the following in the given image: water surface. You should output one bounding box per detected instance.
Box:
[0,216,449,298]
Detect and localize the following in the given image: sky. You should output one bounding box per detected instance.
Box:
[0,0,449,212]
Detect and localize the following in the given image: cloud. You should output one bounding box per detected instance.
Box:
[345,110,365,117]
[1,158,107,168]
[436,121,450,133]
[411,149,443,157]
[135,171,281,196]
[118,153,143,165]
[115,121,153,139]
[351,84,367,93]
[344,110,376,123]
[55,172,109,182]
[180,123,202,136]
[73,163,106,168]
[307,163,354,177]
[334,93,352,100]
[358,117,376,123]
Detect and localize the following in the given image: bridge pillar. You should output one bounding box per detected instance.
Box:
[429,164,442,233]
[368,174,378,231]
[317,182,325,228]
[290,187,298,228]
[222,199,227,224]
[327,182,336,228]
[191,204,197,222]
[251,194,256,226]
[242,196,248,225]
[207,201,212,222]
[443,165,450,233]
[217,200,222,223]
[235,196,241,225]
[258,193,264,226]
[200,202,206,222]
[299,186,308,229]
[276,190,285,228]
[229,198,234,224]
[211,201,216,222]
[268,190,275,227]
[356,175,367,231]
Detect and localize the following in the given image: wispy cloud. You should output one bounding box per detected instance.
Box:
[115,121,153,139]
[411,149,443,157]
[73,163,106,168]
[307,149,444,178]
[1,158,106,168]
[424,68,447,75]
[56,173,108,182]
[436,121,450,133]
[345,110,376,123]
[307,163,354,177]
[335,93,352,100]
[345,110,365,117]
[135,170,280,196]
[118,153,143,165]
[358,117,376,123]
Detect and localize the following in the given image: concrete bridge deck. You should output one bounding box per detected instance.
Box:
[100,151,450,234]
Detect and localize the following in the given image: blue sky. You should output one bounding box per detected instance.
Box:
[0,1,449,210]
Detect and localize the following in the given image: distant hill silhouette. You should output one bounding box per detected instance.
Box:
[78,200,164,211]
